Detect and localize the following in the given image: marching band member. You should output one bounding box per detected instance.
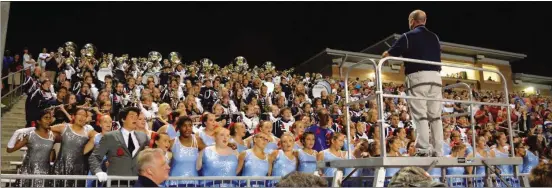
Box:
[268,133,298,185]
[272,107,295,138]
[290,121,306,150]
[152,103,172,132]
[241,105,260,136]
[166,117,204,187]
[296,132,318,174]
[237,132,270,187]
[50,108,96,187]
[27,79,56,126]
[84,115,113,187]
[139,95,158,121]
[246,121,279,154]
[229,122,248,153]
[198,113,218,146]
[8,110,57,187]
[196,127,239,187]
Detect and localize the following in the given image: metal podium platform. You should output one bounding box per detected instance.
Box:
[311,49,525,187]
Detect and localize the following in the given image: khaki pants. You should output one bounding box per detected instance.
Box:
[46,71,57,83]
[406,71,444,156]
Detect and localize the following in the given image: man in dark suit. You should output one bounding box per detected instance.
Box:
[133,148,170,187]
[90,107,149,186]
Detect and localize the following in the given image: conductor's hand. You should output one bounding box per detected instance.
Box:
[382,51,390,58]
[381,51,391,66]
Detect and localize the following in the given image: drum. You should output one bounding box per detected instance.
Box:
[96,68,113,82]
[264,82,275,94]
[311,80,331,98]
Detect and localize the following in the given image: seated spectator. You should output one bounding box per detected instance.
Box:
[275,171,328,187]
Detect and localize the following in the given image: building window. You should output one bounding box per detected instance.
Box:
[482,65,501,82]
[440,60,477,80]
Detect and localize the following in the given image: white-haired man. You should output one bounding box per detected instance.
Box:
[133,148,170,187]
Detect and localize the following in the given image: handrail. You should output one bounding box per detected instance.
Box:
[343,57,378,162]
[377,56,515,159]
[0,67,31,111]
[0,174,282,180]
[0,66,29,81]
[441,82,477,158]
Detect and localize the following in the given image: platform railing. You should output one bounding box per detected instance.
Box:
[322,55,522,187]
[376,57,514,157]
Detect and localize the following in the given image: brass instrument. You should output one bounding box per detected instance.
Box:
[99,53,109,68]
[148,51,162,63]
[63,41,77,66]
[169,88,179,109]
[200,58,213,72]
[252,65,261,75]
[81,43,97,68]
[263,61,275,72]
[233,56,248,72]
[169,52,182,65]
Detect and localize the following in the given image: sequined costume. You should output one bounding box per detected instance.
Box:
[166,135,199,187]
[198,130,215,146]
[270,150,297,186]
[297,149,317,174]
[240,150,269,187]
[52,124,91,187]
[17,131,55,187]
[230,138,247,154]
[201,146,238,187]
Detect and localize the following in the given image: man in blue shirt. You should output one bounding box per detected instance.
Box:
[382,10,444,157]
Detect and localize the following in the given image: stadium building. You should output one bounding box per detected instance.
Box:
[298,34,552,96]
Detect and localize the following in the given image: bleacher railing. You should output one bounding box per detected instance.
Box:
[0,173,531,187]
[0,67,31,112]
[0,174,282,187]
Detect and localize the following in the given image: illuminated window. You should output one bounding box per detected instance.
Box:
[440,60,477,80]
[482,65,500,82]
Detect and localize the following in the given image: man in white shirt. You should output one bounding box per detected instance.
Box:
[38,48,50,68]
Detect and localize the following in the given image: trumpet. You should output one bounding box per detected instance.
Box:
[169,88,180,110]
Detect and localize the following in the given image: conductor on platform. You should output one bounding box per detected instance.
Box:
[382,10,443,157]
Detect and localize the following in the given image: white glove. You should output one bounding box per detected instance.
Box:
[7,127,36,148]
[313,171,321,177]
[85,124,94,132]
[95,172,108,182]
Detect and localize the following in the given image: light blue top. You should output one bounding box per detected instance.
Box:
[250,135,279,154]
[230,138,247,154]
[442,141,451,156]
[322,149,345,177]
[167,136,199,186]
[293,143,302,150]
[297,149,317,174]
[446,155,466,184]
[241,150,269,176]
[474,150,488,175]
[493,147,513,174]
[522,149,539,173]
[166,124,178,139]
[201,146,238,177]
[199,130,215,146]
[271,150,297,177]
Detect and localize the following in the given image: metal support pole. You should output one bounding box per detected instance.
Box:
[0,1,11,171]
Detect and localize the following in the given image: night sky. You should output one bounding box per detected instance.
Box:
[4,2,551,76]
